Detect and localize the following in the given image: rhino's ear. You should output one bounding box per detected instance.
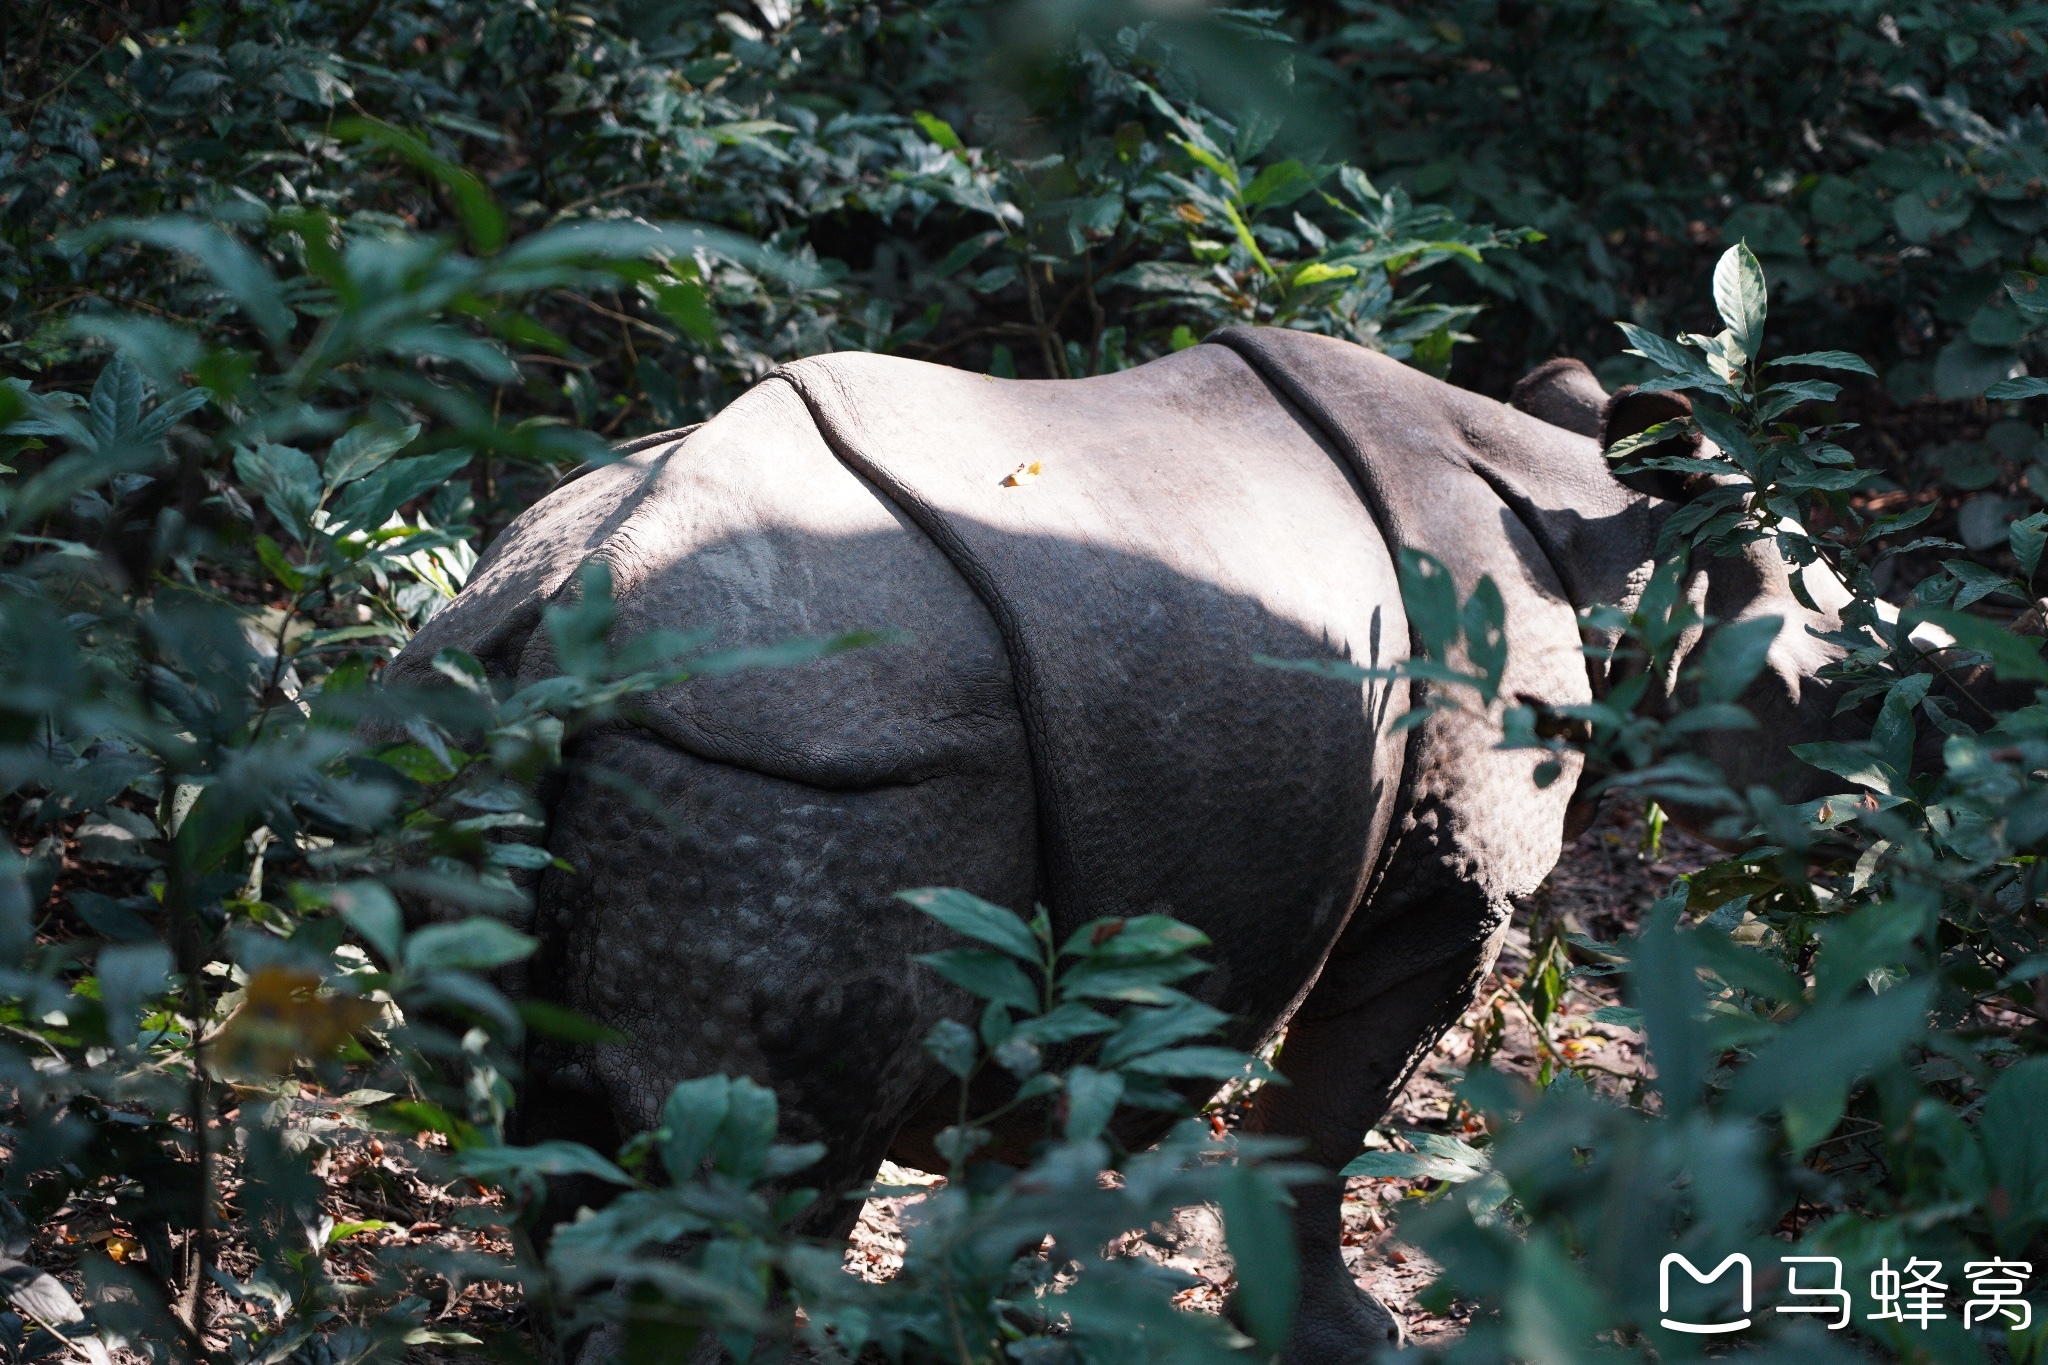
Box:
[1600,385,1705,501]
[1509,357,1607,438]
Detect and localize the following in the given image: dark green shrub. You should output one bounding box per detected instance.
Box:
[1315,0,2048,402]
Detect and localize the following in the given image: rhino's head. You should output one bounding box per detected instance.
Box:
[1513,359,1882,834]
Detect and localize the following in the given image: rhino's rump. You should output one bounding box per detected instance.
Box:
[775,343,1408,1032]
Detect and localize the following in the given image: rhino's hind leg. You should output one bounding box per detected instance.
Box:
[1251,887,1510,1363]
[523,723,1038,1232]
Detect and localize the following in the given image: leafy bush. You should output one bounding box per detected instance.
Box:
[9,1,2048,1363]
[1317,0,2048,399]
[0,199,856,1357]
[0,2,1497,1359]
[1327,248,2048,1365]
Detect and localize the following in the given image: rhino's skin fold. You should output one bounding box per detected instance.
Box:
[383,329,1857,1361]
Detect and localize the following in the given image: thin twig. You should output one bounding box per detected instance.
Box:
[546,179,665,223]
[548,289,675,343]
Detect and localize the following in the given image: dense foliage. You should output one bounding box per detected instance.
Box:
[1314,0,2048,399]
[3,1,2048,1364]
[0,0,1509,1360]
[1344,248,2048,1365]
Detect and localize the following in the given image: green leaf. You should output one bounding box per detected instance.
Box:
[1241,158,1316,207]
[254,534,310,592]
[1632,889,1706,1116]
[1397,547,1461,661]
[1986,376,2048,400]
[652,278,719,345]
[1120,1045,1264,1080]
[1010,1001,1117,1045]
[331,881,404,965]
[1814,901,1927,1008]
[1096,999,1231,1069]
[1340,1150,1441,1179]
[1057,957,1207,1005]
[1727,981,1931,1146]
[1980,1057,2048,1246]
[660,1075,731,1178]
[1690,617,1780,709]
[496,220,822,288]
[403,917,538,973]
[1059,914,1210,960]
[1290,261,1358,287]
[325,423,421,488]
[1177,139,1241,190]
[518,1001,630,1044]
[98,942,172,1045]
[1767,350,1876,375]
[339,118,507,254]
[1689,405,1759,466]
[923,1017,978,1078]
[1941,558,2023,609]
[1461,575,1507,702]
[327,1220,393,1244]
[710,1076,778,1182]
[457,1140,633,1186]
[914,948,1039,1011]
[2008,271,2048,320]
[1711,241,1767,363]
[911,110,963,152]
[330,450,474,534]
[1614,321,1713,381]
[1063,1065,1123,1141]
[2011,511,2048,580]
[67,218,292,344]
[1340,1133,1488,1182]
[1789,740,1902,796]
[233,442,322,543]
[1216,1162,1297,1352]
[1338,165,1380,206]
[1869,671,1933,780]
[1871,500,1939,537]
[896,887,1040,961]
[1689,932,1804,1004]
[1759,378,1841,406]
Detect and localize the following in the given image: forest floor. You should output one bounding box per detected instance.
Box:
[55,801,1713,1361]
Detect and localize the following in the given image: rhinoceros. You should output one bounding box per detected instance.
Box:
[383,327,1861,1360]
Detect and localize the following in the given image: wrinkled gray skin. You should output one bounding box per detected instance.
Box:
[386,330,1868,1362]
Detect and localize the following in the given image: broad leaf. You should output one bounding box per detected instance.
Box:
[403,917,538,973]
[897,886,1041,961]
[1711,241,1767,363]
[1986,376,2048,400]
[915,949,1039,1012]
[1767,350,1876,375]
